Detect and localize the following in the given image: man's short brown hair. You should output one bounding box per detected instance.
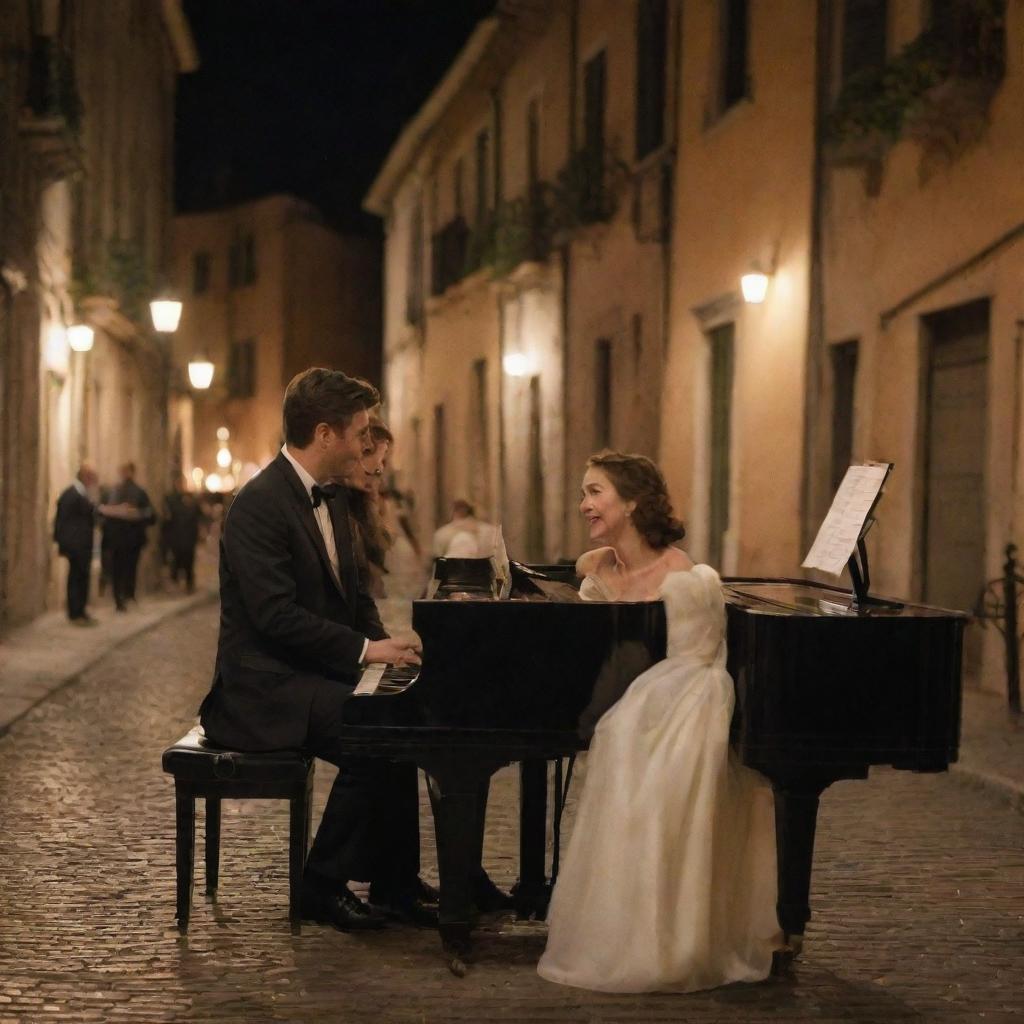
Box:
[283,368,380,448]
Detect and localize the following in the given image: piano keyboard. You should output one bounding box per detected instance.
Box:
[354,662,421,696]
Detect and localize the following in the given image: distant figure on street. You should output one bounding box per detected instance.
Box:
[431,499,495,560]
[99,462,155,611]
[163,476,205,593]
[53,463,99,626]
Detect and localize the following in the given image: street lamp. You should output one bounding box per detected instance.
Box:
[150,296,183,333]
[67,323,95,352]
[740,270,770,304]
[187,355,214,389]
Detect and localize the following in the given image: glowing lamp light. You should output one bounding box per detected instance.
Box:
[740,271,770,304]
[190,467,205,488]
[188,356,214,390]
[205,472,223,492]
[150,298,183,333]
[216,426,230,442]
[216,446,232,469]
[67,324,95,352]
[221,473,236,492]
[503,352,536,377]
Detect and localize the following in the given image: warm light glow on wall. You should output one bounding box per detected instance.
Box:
[150,298,183,333]
[503,352,537,377]
[740,271,770,304]
[188,357,214,389]
[44,324,69,373]
[67,324,95,352]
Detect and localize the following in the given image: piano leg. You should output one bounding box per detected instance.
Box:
[514,759,549,919]
[771,769,866,952]
[423,754,508,974]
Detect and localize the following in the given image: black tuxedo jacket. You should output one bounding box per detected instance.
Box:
[53,485,95,555]
[200,452,386,750]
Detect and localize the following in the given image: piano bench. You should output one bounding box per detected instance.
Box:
[161,726,315,935]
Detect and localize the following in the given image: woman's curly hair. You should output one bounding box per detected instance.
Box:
[586,450,686,549]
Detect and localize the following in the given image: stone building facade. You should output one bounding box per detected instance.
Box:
[0,0,196,629]
[169,195,381,485]
[370,0,1020,697]
[366,0,679,562]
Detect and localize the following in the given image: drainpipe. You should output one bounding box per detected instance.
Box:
[800,0,832,559]
[559,0,580,558]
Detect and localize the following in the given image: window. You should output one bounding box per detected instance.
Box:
[475,129,490,225]
[228,234,257,287]
[406,200,424,326]
[841,0,888,82]
[192,251,211,295]
[470,359,491,511]
[636,0,668,159]
[830,340,859,493]
[227,339,256,399]
[595,338,613,448]
[708,323,735,569]
[527,97,541,190]
[718,0,750,111]
[454,158,464,219]
[526,375,546,560]
[433,403,447,528]
[583,50,607,156]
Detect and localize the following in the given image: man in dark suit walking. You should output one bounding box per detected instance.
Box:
[53,463,99,625]
[199,367,431,931]
[100,462,155,611]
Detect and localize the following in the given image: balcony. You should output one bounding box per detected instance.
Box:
[826,0,1006,174]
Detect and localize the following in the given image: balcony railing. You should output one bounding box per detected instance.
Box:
[827,0,1005,167]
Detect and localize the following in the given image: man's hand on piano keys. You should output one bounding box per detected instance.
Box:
[364,636,422,668]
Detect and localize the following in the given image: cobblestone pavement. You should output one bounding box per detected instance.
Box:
[1,602,1022,1024]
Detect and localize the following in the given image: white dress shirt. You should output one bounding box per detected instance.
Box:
[281,445,368,665]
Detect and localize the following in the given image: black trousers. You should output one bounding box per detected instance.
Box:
[170,545,196,590]
[111,545,141,608]
[63,548,91,620]
[303,682,420,895]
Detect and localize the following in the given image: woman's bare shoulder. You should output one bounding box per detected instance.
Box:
[664,546,694,571]
[576,547,616,576]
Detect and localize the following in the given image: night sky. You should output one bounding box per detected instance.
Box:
[175,0,497,233]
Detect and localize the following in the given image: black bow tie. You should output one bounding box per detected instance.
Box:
[311,484,339,509]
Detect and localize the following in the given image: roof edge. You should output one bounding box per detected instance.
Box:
[363,16,501,217]
[161,0,199,73]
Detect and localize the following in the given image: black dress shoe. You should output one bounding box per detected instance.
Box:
[412,877,440,904]
[472,872,515,913]
[301,884,386,931]
[372,896,439,928]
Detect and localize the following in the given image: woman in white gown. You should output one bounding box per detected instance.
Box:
[538,451,781,994]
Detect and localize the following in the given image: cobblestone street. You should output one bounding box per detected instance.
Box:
[1,600,1022,1023]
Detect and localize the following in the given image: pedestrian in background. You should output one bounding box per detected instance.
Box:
[99,462,155,611]
[53,463,99,626]
[431,499,495,559]
[163,475,204,593]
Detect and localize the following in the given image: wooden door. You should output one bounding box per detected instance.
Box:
[922,300,988,671]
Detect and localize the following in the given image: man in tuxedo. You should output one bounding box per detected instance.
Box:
[53,463,99,625]
[199,367,432,931]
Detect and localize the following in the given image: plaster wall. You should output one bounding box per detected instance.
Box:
[662,0,817,576]
[822,1,1024,692]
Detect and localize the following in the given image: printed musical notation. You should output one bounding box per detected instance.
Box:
[802,462,892,577]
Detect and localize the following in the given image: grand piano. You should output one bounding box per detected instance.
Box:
[337,558,965,971]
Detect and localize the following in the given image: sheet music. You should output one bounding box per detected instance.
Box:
[489,525,512,599]
[801,463,891,577]
[354,662,387,695]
